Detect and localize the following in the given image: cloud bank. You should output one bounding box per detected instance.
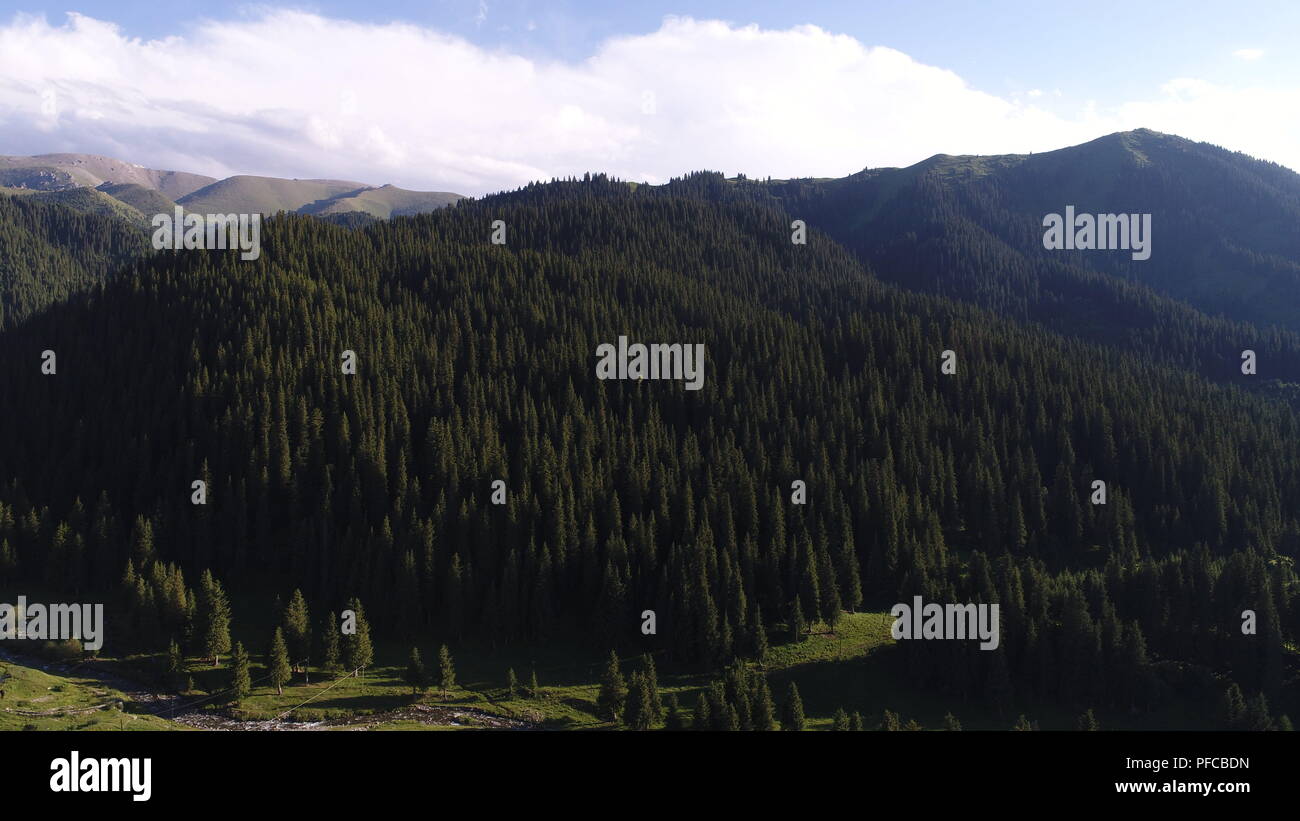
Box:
[1,11,1297,195]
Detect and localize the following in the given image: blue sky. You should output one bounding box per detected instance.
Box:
[0,1,1296,192]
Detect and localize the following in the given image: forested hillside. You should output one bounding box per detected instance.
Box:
[0,193,149,330]
[0,172,1295,725]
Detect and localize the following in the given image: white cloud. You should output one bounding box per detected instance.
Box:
[0,11,1297,195]
[1233,48,1265,60]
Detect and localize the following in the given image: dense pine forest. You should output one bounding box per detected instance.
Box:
[1,132,1298,729]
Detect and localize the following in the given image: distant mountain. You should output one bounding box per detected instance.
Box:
[727,129,1300,334]
[300,183,464,218]
[0,153,215,199]
[95,182,179,218]
[0,152,466,221]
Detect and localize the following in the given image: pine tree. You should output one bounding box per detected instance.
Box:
[506,668,518,699]
[881,709,901,731]
[197,570,231,666]
[790,598,806,643]
[165,639,186,692]
[944,712,963,731]
[1219,683,1246,729]
[849,711,865,731]
[268,627,291,695]
[1012,714,1034,731]
[1076,708,1100,731]
[781,682,805,731]
[406,647,427,695]
[230,641,251,704]
[626,672,653,730]
[320,611,341,676]
[596,650,627,721]
[342,598,373,677]
[832,707,850,730]
[530,668,542,700]
[438,644,456,701]
[282,589,312,679]
[642,655,663,723]
[693,692,711,730]
[665,694,685,730]
[753,676,776,731]
[1243,693,1273,731]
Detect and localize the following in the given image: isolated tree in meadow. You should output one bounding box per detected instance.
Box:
[320,611,341,677]
[781,682,805,731]
[197,570,231,666]
[282,589,312,678]
[230,642,251,703]
[268,628,291,695]
[406,647,427,695]
[530,668,541,700]
[342,598,373,677]
[437,644,455,701]
[505,668,518,699]
[596,650,627,722]
[165,639,186,692]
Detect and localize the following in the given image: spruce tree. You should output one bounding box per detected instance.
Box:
[197,570,231,666]
[506,668,518,699]
[320,611,341,677]
[665,693,685,731]
[781,682,805,731]
[268,627,291,695]
[438,644,456,701]
[944,712,963,731]
[596,650,627,721]
[230,641,251,704]
[1076,709,1099,731]
[282,589,312,679]
[406,647,428,695]
[693,692,711,730]
[342,598,373,677]
[832,707,850,731]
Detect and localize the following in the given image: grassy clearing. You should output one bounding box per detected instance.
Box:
[0,656,178,731]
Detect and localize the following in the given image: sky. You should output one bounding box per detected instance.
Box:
[0,1,1297,194]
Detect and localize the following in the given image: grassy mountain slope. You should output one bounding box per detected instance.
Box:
[177,176,372,215]
[304,184,465,217]
[0,153,216,199]
[96,182,179,218]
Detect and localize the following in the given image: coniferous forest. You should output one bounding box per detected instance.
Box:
[1,131,1298,734]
